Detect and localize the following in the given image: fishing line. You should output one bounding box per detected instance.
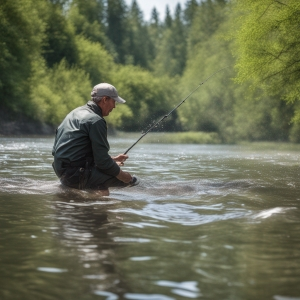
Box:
[123,67,228,155]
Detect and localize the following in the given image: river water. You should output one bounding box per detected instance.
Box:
[0,136,300,300]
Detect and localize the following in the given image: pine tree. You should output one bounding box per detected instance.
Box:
[106,0,127,63]
[123,0,152,68]
[43,2,78,67]
[164,5,173,28]
[148,7,162,66]
[184,0,199,27]
[67,0,114,57]
[187,0,227,57]
[154,3,187,77]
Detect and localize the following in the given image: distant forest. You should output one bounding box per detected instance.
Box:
[1,0,299,142]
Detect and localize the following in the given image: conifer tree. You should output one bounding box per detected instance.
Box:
[67,0,114,57]
[154,3,187,77]
[184,0,199,27]
[124,0,152,68]
[148,7,162,66]
[164,5,173,28]
[187,0,227,56]
[106,0,127,63]
[43,2,78,67]
[150,7,160,26]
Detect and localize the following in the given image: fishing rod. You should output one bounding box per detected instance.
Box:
[123,67,228,155]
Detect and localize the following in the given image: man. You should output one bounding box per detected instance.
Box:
[52,83,139,196]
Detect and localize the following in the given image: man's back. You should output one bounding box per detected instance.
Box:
[52,101,107,163]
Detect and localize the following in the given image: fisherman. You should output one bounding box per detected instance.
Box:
[52,83,139,196]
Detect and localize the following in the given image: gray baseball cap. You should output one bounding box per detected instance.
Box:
[91,83,126,104]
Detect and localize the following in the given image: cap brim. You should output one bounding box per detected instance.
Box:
[113,96,126,104]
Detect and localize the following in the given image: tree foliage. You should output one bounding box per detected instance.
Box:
[29,59,91,124]
[1,0,300,142]
[0,0,46,111]
[232,0,300,120]
[110,64,178,131]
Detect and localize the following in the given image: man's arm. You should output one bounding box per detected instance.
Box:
[90,119,121,176]
[90,120,134,183]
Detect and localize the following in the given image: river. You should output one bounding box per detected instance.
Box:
[0,136,300,300]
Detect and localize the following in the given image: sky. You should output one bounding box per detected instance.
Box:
[124,0,187,21]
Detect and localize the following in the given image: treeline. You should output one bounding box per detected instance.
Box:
[0,0,299,142]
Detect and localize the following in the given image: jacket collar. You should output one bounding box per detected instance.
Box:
[87,100,103,117]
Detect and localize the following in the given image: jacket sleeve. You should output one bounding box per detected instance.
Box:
[89,119,120,176]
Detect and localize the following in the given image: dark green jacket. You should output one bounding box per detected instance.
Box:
[52,101,120,177]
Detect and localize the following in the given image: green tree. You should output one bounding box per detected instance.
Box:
[184,0,199,27]
[75,35,115,85]
[42,2,78,67]
[179,0,237,142]
[67,0,104,40]
[148,8,162,68]
[67,0,115,55]
[164,5,173,28]
[106,0,128,63]
[179,37,236,142]
[110,64,178,131]
[180,0,295,143]
[123,0,152,68]
[154,4,187,77]
[0,0,46,112]
[187,0,227,57]
[150,7,160,25]
[29,59,91,125]
[232,0,300,123]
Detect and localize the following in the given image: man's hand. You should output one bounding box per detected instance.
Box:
[112,154,128,166]
[116,169,132,183]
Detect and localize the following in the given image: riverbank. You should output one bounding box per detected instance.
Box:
[0,110,55,136]
[117,131,222,144]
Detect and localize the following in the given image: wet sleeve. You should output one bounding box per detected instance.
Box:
[89,119,120,177]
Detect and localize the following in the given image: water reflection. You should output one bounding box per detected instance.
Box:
[53,193,129,297]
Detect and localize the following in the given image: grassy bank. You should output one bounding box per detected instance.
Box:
[237,141,300,151]
[114,131,300,150]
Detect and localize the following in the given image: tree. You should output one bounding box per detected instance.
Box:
[29,59,91,125]
[150,7,160,26]
[106,0,127,63]
[232,0,300,122]
[154,4,187,77]
[67,0,114,55]
[123,0,152,68]
[184,0,199,27]
[180,0,295,142]
[110,65,178,131]
[187,0,227,57]
[42,2,78,67]
[0,0,46,112]
[75,35,115,85]
[164,5,173,28]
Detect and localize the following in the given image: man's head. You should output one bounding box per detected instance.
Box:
[91,83,126,116]
[91,83,126,104]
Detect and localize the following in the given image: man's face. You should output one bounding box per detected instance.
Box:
[101,97,116,116]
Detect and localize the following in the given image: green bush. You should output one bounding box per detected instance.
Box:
[29,59,91,125]
[110,64,178,131]
[75,35,115,86]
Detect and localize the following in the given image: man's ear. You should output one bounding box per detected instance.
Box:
[102,96,109,103]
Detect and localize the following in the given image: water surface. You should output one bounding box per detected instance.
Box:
[0,137,300,300]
